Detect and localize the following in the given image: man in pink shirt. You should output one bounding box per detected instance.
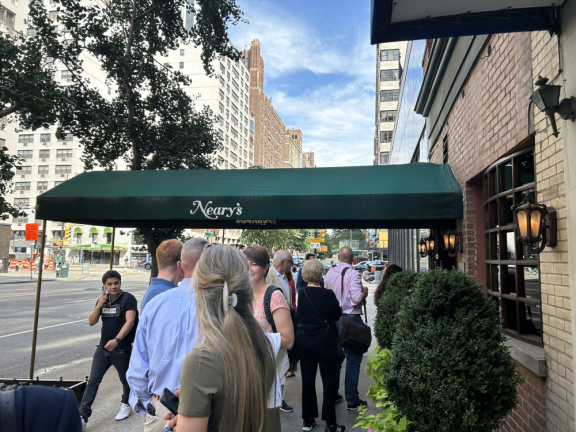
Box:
[324,246,369,411]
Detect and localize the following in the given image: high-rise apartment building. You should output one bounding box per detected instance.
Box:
[241,40,287,169]
[284,129,302,168]
[374,41,409,166]
[302,152,315,168]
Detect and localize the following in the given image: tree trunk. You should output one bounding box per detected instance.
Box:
[142,229,160,279]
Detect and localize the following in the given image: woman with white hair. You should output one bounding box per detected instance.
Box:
[298,259,346,432]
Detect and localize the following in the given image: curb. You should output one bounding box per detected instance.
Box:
[0,278,55,285]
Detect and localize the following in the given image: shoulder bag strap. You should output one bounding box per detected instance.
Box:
[302,288,327,324]
[264,285,282,333]
[340,267,349,306]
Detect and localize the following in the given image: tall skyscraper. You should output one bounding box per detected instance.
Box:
[241,40,287,169]
[374,41,409,165]
[284,129,302,168]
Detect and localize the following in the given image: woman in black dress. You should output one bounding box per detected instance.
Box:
[298,259,346,432]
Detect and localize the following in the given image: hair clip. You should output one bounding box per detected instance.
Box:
[222,282,238,314]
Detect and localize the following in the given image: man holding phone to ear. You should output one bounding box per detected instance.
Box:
[79,270,138,431]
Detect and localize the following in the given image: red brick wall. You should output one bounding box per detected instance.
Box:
[428,32,533,281]
[500,361,547,432]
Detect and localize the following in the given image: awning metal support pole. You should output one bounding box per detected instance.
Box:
[29,219,47,379]
[109,228,116,270]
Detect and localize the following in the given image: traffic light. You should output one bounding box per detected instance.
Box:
[64,224,70,239]
[365,232,368,239]
[214,229,220,236]
[320,233,325,243]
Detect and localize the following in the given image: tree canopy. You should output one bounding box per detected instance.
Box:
[240,229,312,254]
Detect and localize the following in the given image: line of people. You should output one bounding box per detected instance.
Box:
[78,239,370,432]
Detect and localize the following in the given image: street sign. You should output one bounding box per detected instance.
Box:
[309,238,321,242]
[310,242,320,249]
[25,223,39,241]
[320,245,328,252]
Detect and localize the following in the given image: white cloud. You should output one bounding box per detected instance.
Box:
[228,1,377,167]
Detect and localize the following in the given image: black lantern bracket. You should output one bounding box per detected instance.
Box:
[511,193,557,255]
[442,228,463,258]
[531,76,576,138]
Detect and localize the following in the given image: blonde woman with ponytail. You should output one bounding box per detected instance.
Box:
[163,245,277,432]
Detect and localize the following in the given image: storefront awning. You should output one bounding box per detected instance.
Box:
[104,227,113,233]
[370,0,562,44]
[68,244,128,251]
[73,227,83,233]
[89,227,98,233]
[36,164,463,229]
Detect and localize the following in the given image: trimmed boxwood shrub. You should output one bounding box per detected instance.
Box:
[374,271,420,349]
[383,269,523,432]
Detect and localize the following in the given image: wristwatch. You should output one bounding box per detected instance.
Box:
[114,337,121,343]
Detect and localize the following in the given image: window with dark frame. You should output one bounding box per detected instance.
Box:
[380,131,393,142]
[484,147,542,345]
[380,110,396,122]
[380,49,400,61]
[380,90,399,102]
[380,69,400,81]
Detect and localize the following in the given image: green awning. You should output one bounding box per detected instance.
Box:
[36,164,463,229]
[68,244,128,251]
[89,227,98,233]
[73,227,83,233]
[104,227,113,233]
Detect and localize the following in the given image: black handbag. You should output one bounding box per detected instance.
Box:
[337,268,372,354]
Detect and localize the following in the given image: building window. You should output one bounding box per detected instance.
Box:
[484,148,541,345]
[15,182,30,191]
[380,69,400,81]
[55,165,72,174]
[179,62,184,69]
[380,131,393,143]
[14,198,29,207]
[57,149,73,158]
[60,133,73,141]
[380,49,400,61]
[180,49,185,56]
[380,90,399,102]
[39,149,50,159]
[40,133,51,142]
[27,28,38,36]
[54,181,64,186]
[13,216,28,223]
[19,134,34,143]
[61,70,73,82]
[380,152,390,165]
[0,6,16,28]
[18,166,32,175]
[37,181,48,191]
[38,165,49,174]
[380,110,396,122]
[18,150,33,159]
[48,10,58,20]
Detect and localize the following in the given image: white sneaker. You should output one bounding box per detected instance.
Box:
[115,403,132,421]
[80,417,87,432]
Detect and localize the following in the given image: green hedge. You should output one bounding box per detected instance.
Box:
[374,271,420,349]
[383,269,522,432]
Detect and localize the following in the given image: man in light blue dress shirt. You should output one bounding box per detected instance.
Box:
[126,237,207,432]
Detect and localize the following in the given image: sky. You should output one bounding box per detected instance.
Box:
[226,0,377,168]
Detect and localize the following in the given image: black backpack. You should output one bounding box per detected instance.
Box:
[263,285,300,364]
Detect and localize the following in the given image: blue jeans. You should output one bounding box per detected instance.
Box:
[335,315,364,405]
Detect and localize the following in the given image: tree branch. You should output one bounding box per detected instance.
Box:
[135,2,161,21]
[0,87,25,119]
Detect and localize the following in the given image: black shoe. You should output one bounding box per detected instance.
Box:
[303,418,316,431]
[347,399,368,411]
[334,394,343,404]
[325,425,346,432]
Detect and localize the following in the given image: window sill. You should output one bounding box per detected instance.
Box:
[505,337,546,378]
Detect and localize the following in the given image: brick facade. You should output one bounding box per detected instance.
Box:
[243,40,287,169]
[501,361,547,432]
[427,31,574,432]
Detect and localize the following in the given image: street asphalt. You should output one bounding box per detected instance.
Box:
[0,270,381,432]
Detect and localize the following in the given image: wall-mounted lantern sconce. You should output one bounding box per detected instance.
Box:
[531,76,576,138]
[418,239,427,258]
[511,193,557,256]
[425,237,435,257]
[442,228,463,258]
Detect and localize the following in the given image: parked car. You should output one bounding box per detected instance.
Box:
[322,259,340,273]
[139,256,152,270]
[368,260,387,272]
[353,260,369,271]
